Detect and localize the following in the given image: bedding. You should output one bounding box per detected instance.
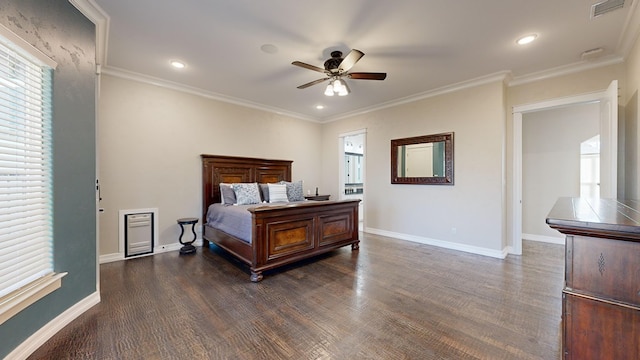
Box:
[206,203,255,243]
[206,200,306,243]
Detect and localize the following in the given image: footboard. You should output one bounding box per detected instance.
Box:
[248,199,360,281]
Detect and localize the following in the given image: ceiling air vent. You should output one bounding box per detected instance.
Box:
[591,0,626,18]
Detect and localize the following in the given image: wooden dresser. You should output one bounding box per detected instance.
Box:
[546,197,640,359]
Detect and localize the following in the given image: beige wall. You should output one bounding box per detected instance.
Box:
[320,80,508,255]
[522,104,599,239]
[98,75,322,256]
[98,33,640,259]
[624,31,640,200]
[505,63,626,249]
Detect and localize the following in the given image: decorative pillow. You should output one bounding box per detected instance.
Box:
[233,183,261,205]
[220,183,236,205]
[280,180,304,202]
[259,183,270,203]
[268,183,289,203]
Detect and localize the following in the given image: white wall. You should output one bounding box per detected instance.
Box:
[321,80,508,257]
[522,104,599,239]
[98,75,322,256]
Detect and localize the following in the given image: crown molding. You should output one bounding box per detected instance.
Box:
[68,0,109,67]
[323,71,512,123]
[508,55,624,87]
[101,66,320,122]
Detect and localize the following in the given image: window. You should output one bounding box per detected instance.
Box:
[0,25,64,325]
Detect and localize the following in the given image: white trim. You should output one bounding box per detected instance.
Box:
[512,112,523,255]
[522,233,565,245]
[513,91,603,114]
[324,71,512,123]
[0,273,67,326]
[100,240,203,264]
[67,0,109,66]
[338,129,367,231]
[511,83,618,256]
[118,208,159,256]
[617,0,640,57]
[509,56,623,87]
[5,291,100,360]
[365,227,509,259]
[0,23,57,69]
[102,66,319,123]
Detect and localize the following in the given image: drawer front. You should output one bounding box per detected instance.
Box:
[563,293,640,360]
[265,218,314,260]
[567,235,640,306]
[318,211,355,247]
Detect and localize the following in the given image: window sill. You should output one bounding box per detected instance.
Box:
[0,272,67,325]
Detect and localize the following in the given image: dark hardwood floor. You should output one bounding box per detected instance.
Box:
[28,234,563,359]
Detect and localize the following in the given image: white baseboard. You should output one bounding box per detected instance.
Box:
[99,239,203,264]
[364,227,508,259]
[6,292,100,360]
[522,233,565,245]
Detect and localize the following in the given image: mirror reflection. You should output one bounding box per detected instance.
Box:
[396,141,445,177]
[345,152,364,186]
[391,132,454,185]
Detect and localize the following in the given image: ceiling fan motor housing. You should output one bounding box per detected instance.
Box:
[324,51,343,72]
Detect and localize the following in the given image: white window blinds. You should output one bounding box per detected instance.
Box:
[0,37,54,299]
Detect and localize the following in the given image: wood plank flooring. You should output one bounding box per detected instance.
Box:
[28,234,563,359]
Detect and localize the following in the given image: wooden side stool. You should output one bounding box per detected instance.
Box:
[177,217,198,255]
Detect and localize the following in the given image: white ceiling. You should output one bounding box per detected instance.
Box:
[87,0,639,122]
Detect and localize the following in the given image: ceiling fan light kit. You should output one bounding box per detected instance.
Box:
[292,49,386,96]
[325,77,350,96]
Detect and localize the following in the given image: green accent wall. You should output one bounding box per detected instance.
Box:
[0,1,96,357]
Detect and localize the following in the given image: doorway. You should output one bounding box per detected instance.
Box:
[339,130,366,231]
[512,80,618,255]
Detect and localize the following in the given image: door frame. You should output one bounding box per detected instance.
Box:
[511,81,618,255]
[339,129,367,230]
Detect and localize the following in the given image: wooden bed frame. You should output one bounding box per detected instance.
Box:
[201,154,360,282]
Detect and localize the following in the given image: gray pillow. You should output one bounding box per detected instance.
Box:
[280,180,304,202]
[259,183,270,203]
[220,183,236,205]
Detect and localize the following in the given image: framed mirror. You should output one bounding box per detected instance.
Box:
[391,132,454,185]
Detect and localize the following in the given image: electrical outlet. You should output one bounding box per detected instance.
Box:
[451,227,457,234]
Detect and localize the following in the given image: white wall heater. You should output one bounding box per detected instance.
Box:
[124,212,154,257]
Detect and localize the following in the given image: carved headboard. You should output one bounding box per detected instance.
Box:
[201,155,292,221]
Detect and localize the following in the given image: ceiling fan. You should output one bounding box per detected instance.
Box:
[292,49,387,96]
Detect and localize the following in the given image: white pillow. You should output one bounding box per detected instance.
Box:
[268,183,289,203]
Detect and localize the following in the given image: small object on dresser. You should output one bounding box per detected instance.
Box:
[304,194,330,201]
[177,217,198,255]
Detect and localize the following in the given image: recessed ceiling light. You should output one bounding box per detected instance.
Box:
[170,60,186,69]
[516,34,537,45]
[315,105,324,110]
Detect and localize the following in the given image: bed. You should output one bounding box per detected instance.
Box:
[201,154,360,282]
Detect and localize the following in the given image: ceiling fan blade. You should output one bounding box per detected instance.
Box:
[348,72,387,80]
[338,49,364,72]
[292,61,327,73]
[297,77,329,89]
